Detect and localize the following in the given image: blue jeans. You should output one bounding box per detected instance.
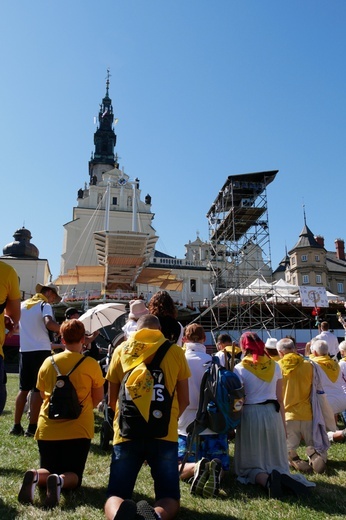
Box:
[178,433,230,471]
[107,439,180,501]
[341,410,346,427]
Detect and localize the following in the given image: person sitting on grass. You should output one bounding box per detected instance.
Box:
[178,324,228,498]
[18,319,104,508]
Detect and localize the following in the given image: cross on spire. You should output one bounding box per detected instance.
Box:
[106,68,111,96]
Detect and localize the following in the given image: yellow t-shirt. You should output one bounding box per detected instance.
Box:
[278,353,313,421]
[0,261,21,357]
[106,329,191,445]
[35,350,104,440]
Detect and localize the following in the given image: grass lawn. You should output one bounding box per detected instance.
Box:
[1,374,346,519]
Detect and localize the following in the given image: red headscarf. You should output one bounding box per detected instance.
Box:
[240,332,268,363]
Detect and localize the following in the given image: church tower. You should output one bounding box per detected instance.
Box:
[59,72,157,294]
[88,69,118,183]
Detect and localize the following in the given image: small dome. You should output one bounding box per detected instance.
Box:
[2,227,39,259]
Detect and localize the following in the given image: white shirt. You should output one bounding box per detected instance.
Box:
[234,361,282,404]
[315,362,346,414]
[214,349,227,367]
[122,319,137,339]
[316,330,340,358]
[178,342,214,435]
[19,301,53,352]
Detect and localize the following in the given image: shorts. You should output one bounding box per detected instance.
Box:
[38,438,91,486]
[107,439,180,501]
[178,433,230,471]
[19,351,51,391]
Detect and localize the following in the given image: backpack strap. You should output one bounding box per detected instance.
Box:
[50,356,62,376]
[67,356,86,376]
[50,355,86,377]
[146,340,172,369]
[186,360,212,438]
[181,364,211,475]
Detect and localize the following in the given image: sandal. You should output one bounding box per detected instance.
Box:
[289,456,313,474]
[306,447,326,474]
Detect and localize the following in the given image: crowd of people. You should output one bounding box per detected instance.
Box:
[2,271,346,518]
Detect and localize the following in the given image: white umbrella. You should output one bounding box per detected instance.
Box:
[79,303,126,333]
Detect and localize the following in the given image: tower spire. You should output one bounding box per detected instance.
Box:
[106,67,111,96]
[302,197,307,226]
[89,70,117,181]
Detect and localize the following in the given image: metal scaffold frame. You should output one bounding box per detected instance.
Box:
[205,170,278,334]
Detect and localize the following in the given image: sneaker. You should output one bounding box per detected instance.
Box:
[266,470,283,499]
[289,456,313,474]
[203,458,222,498]
[44,474,62,508]
[24,424,37,437]
[10,424,24,436]
[281,473,311,497]
[113,499,137,519]
[190,458,210,495]
[136,500,160,519]
[18,470,38,504]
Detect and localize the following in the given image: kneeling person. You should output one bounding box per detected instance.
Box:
[18,319,104,508]
[178,324,228,498]
[277,337,327,474]
[105,314,190,520]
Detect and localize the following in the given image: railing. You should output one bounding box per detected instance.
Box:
[151,257,208,268]
[62,290,138,303]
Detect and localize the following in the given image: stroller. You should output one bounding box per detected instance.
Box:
[99,331,124,450]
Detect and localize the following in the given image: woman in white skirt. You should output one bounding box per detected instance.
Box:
[234,332,314,499]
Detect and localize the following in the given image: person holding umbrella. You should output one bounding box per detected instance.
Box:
[65,307,100,360]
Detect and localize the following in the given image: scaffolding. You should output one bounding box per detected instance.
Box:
[205,170,278,334]
[197,169,343,343]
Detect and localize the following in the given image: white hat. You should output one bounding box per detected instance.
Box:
[129,300,149,320]
[265,338,278,349]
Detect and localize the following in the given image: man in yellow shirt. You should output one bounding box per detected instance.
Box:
[277,337,326,474]
[105,314,190,520]
[0,261,21,414]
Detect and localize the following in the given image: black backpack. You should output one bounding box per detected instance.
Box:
[187,356,245,437]
[180,356,244,474]
[118,340,174,439]
[48,355,86,420]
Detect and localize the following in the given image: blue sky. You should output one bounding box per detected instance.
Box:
[1,1,345,280]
